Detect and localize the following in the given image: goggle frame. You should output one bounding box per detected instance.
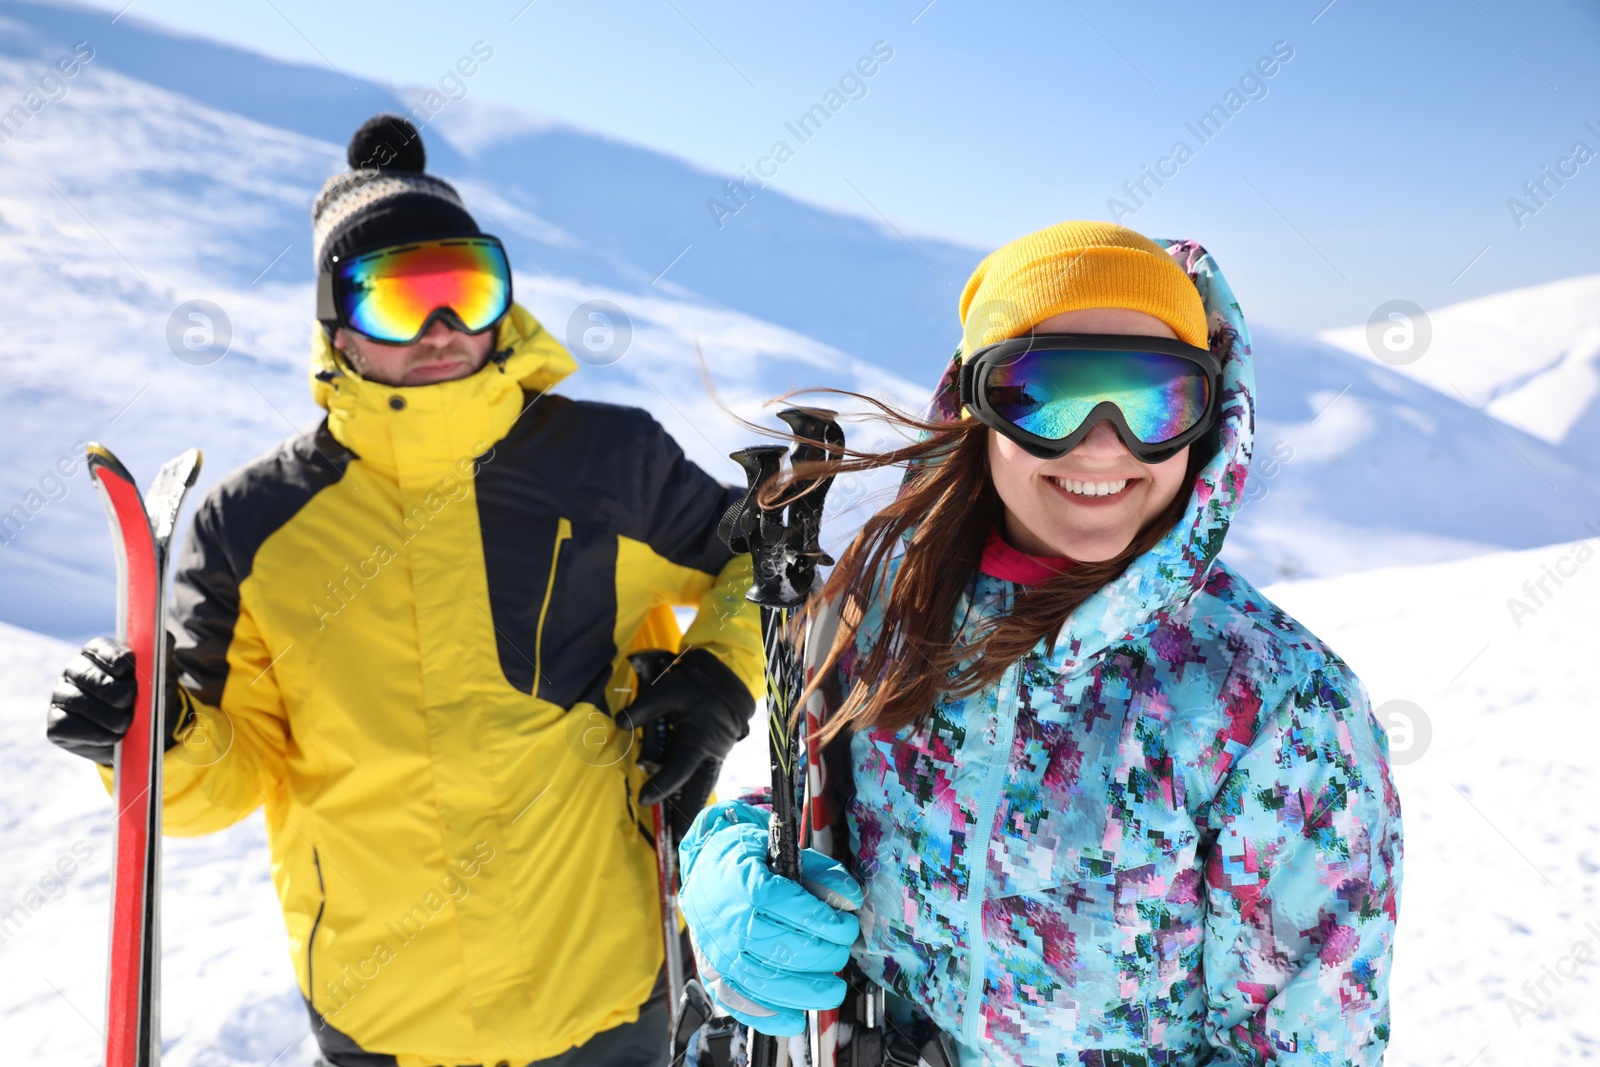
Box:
[316,235,513,346]
[957,332,1222,464]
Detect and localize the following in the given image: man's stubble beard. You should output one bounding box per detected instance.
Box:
[340,335,491,386]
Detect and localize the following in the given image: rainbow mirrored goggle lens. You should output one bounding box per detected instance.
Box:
[960,334,1219,462]
[328,237,512,345]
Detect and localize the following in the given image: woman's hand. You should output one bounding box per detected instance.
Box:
[677,800,863,1036]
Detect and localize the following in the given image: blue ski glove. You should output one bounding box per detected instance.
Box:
[678,799,864,1037]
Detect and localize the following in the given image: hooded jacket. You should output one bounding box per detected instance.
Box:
[811,242,1402,1066]
[118,305,764,1066]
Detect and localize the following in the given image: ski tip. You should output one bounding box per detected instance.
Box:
[147,448,205,544]
[85,442,135,484]
[168,447,203,487]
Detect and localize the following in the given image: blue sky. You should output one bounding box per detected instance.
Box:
[65,0,1600,331]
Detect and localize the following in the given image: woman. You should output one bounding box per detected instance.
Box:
[678,222,1403,1066]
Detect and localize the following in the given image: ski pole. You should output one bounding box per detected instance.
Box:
[626,649,690,1053]
[719,408,845,1067]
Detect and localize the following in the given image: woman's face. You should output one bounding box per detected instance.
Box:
[985,308,1194,563]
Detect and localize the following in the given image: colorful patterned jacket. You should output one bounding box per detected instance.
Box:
[805,242,1403,1066]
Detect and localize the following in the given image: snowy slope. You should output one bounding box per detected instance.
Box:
[0,1,929,640]
[0,621,320,1067]
[1263,542,1600,1066]
[1321,273,1600,447]
[5,539,1597,1065]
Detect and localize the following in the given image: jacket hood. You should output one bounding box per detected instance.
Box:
[308,302,578,478]
[915,238,1255,674]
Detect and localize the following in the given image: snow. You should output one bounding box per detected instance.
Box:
[7,541,1599,1065]
[0,623,321,1067]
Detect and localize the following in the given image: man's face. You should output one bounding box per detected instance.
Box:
[333,318,497,387]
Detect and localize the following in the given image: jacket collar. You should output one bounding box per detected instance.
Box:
[308,303,577,485]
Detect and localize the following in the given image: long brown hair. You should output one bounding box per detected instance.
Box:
[753,388,1209,745]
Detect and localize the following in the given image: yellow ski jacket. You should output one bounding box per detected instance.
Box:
[122,305,764,1065]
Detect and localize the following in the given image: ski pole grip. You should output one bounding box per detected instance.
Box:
[627,649,676,690]
[775,407,841,464]
[726,446,793,606]
[719,446,785,552]
[626,649,677,769]
[775,409,844,585]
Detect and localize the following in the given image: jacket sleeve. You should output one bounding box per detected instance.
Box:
[1199,665,1403,1065]
[103,492,292,836]
[629,413,765,702]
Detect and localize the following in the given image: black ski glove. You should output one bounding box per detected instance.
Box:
[616,647,755,816]
[47,635,183,767]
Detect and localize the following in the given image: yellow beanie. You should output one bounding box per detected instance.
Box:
[958,220,1208,355]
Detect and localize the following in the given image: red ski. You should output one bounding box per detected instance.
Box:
[87,444,202,1067]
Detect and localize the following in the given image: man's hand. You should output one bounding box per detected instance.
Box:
[47,636,183,766]
[616,648,755,815]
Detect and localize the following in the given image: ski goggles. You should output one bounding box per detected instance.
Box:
[316,236,512,345]
[958,333,1221,463]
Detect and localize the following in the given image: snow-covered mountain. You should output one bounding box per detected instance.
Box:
[1223,321,1599,580]
[2,0,1598,645]
[1321,273,1600,449]
[7,537,1597,1067]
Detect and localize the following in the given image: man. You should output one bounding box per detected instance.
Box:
[46,114,763,1067]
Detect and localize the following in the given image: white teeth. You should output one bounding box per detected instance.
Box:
[1049,476,1128,497]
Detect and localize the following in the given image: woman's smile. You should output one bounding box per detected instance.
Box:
[1042,472,1140,506]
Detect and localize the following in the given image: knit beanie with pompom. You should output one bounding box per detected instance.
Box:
[311,114,480,272]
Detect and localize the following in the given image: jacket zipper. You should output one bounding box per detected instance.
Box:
[307,848,326,1009]
[960,660,1022,1050]
[533,517,572,698]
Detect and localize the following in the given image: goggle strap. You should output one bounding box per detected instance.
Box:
[315,270,337,324]
[956,352,977,410]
